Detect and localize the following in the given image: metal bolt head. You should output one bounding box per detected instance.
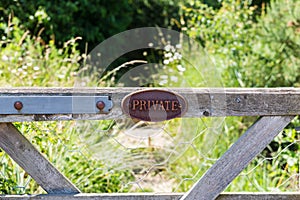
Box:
[96,101,105,110]
[14,101,23,110]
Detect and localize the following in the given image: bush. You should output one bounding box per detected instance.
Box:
[1,0,300,194]
[1,0,183,52]
[179,0,300,192]
[1,0,133,52]
[247,0,300,87]
[182,0,300,87]
[0,16,133,194]
[0,15,81,87]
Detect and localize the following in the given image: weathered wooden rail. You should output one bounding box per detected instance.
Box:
[0,87,299,200]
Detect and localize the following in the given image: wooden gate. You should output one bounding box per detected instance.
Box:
[0,87,300,200]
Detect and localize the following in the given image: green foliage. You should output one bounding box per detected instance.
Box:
[181,0,300,87]
[178,0,300,192]
[0,15,133,194]
[228,117,300,192]
[248,0,300,87]
[128,0,181,29]
[1,121,133,194]
[0,177,16,194]
[0,16,80,87]
[1,144,38,194]
[1,0,300,194]
[1,0,183,52]
[1,0,133,51]
[181,0,257,87]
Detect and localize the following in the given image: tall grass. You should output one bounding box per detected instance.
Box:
[0,16,133,194]
[1,1,300,194]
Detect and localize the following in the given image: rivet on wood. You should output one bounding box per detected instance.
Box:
[14,101,23,110]
[96,101,105,110]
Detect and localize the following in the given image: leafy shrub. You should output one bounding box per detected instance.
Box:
[247,0,300,87]
[181,0,257,87]
[1,0,300,194]
[183,0,300,87]
[175,0,300,192]
[128,0,181,30]
[0,16,133,194]
[0,16,81,87]
[1,0,183,52]
[1,0,133,52]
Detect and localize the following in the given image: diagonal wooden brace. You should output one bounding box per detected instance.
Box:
[0,123,80,194]
[181,116,295,200]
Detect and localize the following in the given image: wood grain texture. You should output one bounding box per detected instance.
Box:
[218,192,300,200]
[180,116,294,200]
[0,123,80,194]
[1,193,300,200]
[0,87,299,122]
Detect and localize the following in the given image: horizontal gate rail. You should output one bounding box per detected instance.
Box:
[0,87,299,122]
[2,192,300,200]
[0,87,298,200]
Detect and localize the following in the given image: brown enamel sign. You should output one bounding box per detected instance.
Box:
[121,89,188,122]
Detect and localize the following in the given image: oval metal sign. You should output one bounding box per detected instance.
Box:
[121,89,188,122]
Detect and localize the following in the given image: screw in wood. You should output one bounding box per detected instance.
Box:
[14,101,23,110]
